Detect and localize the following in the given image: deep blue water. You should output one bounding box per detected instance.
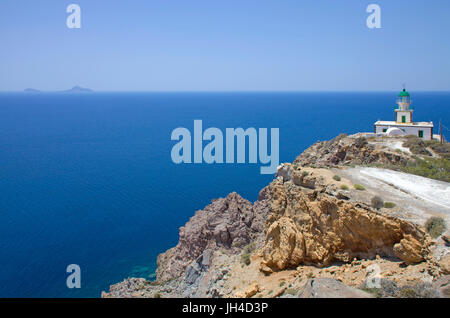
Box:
[0,92,448,297]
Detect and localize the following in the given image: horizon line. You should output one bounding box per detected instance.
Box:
[2,89,450,93]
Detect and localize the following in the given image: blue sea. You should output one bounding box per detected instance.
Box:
[0,92,448,297]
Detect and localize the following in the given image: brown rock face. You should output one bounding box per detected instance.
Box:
[261,169,430,272]
[235,282,260,298]
[156,189,271,282]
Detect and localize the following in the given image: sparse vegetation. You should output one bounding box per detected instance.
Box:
[383,202,396,209]
[402,135,432,156]
[366,153,449,183]
[283,288,298,296]
[306,272,315,279]
[354,184,365,191]
[302,171,309,177]
[355,136,368,148]
[340,184,349,190]
[425,140,450,159]
[148,280,161,286]
[403,156,450,182]
[371,196,384,210]
[333,175,341,181]
[154,293,161,298]
[279,282,285,287]
[360,279,440,298]
[425,216,447,238]
[241,242,255,266]
[241,253,251,266]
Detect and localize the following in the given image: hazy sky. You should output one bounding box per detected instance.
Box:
[0,0,449,91]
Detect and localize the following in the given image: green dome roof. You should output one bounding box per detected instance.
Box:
[398,88,410,97]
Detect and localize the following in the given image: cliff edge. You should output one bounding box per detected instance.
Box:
[103,134,449,298]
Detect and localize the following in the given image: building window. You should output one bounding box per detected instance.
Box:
[418,130,423,138]
[383,128,387,133]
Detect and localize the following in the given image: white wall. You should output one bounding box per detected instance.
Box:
[375,124,433,140]
[395,111,412,123]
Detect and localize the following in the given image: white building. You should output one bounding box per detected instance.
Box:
[374,88,434,140]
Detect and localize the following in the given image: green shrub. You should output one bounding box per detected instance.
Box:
[402,135,431,156]
[241,253,251,266]
[371,196,384,209]
[425,140,450,159]
[403,157,450,183]
[284,288,298,296]
[340,184,349,190]
[302,171,309,177]
[355,137,368,148]
[279,282,285,287]
[154,293,161,298]
[333,175,341,181]
[384,202,396,209]
[354,184,365,191]
[425,217,447,238]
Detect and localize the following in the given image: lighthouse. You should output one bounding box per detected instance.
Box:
[395,88,413,124]
[374,88,434,140]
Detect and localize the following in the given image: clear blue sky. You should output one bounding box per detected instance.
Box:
[0,0,449,91]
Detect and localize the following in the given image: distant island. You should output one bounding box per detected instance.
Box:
[23,86,94,93]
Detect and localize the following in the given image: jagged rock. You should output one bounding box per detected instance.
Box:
[433,275,450,298]
[359,278,400,298]
[294,134,409,168]
[393,235,426,264]
[156,190,271,282]
[261,173,431,271]
[235,282,260,298]
[185,262,201,285]
[276,164,292,182]
[297,278,373,298]
[442,235,450,246]
[102,278,147,298]
[439,254,450,275]
[291,170,320,189]
[102,134,439,299]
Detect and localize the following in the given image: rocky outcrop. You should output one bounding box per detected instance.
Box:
[102,278,148,298]
[294,134,409,167]
[433,275,450,297]
[439,254,450,275]
[260,164,431,272]
[297,278,372,298]
[235,283,260,298]
[103,134,446,299]
[156,189,271,282]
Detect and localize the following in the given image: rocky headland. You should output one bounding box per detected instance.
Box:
[102,134,450,298]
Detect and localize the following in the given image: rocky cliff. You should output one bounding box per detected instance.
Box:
[294,133,410,167]
[156,189,271,282]
[261,163,431,274]
[103,134,449,298]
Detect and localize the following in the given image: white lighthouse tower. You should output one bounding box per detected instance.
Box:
[395,88,413,124]
[374,87,434,140]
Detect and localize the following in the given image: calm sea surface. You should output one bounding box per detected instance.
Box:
[0,92,448,297]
